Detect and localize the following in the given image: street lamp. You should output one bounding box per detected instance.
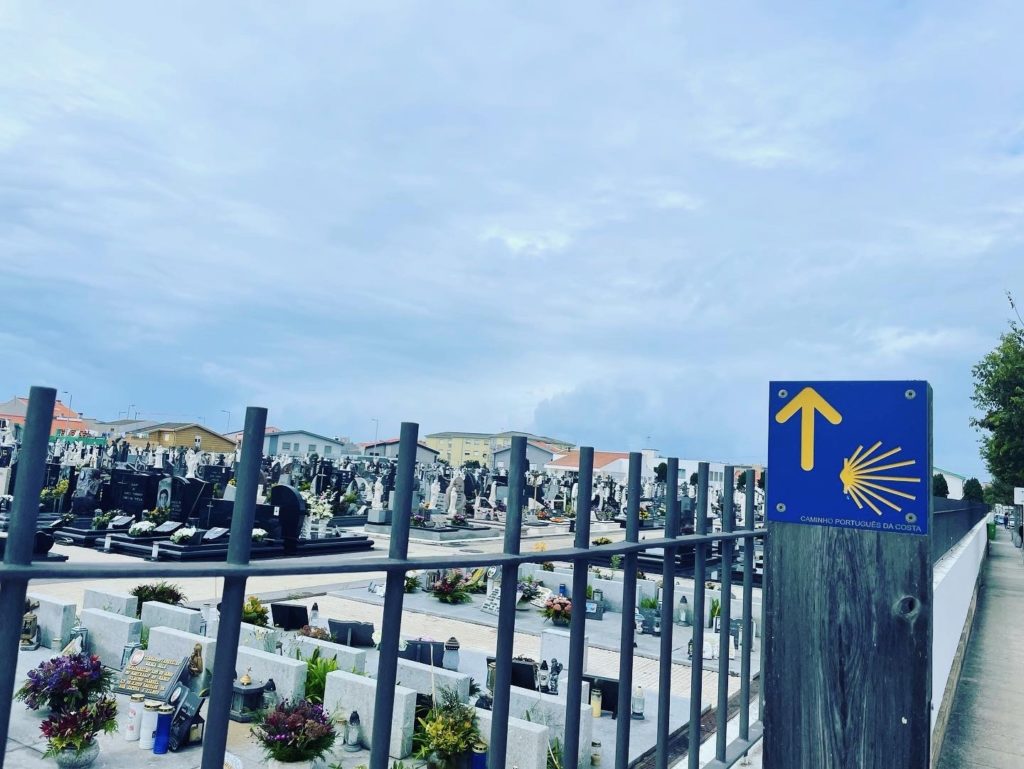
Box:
[128,404,137,420]
[61,391,73,412]
[220,410,231,433]
[371,418,380,457]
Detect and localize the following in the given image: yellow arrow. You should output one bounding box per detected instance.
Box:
[775,387,843,471]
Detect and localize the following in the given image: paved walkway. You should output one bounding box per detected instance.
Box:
[936,538,1024,769]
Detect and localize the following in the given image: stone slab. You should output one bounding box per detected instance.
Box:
[509,686,591,769]
[324,669,416,758]
[284,635,367,674]
[79,608,142,670]
[238,621,281,653]
[540,628,588,678]
[140,602,203,635]
[146,627,216,691]
[476,707,549,769]
[82,588,138,618]
[26,592,77,650]
[395,657,471,701]
[236,646,307,702]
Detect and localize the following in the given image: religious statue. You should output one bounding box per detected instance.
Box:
[185,449,201,479]
[21,599,40,650]
[188,643,204,678]
[429,477,443,510]
[371,477,385,509]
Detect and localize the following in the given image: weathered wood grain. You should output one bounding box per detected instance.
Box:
[763,521,932,769]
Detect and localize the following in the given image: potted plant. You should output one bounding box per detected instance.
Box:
[242,595,269,626]
[542,596,572,626]
[16,652,114,713]
[129,582,187,616]
[40,697,118,768]
[90,511,114,530]
[516,576,542,610]
[144,506,170,526]
[251,698,336,769]
[431,571,472,604]
[252,527,269,543]
[414,687,480,769]
[405,574,422,593]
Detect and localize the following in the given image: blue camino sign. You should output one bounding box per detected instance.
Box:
[767,380,931,535]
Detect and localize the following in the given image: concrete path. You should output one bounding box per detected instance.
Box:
[936,538,1024,769]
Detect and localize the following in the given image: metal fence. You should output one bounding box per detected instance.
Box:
[931,499,989,564]
[0,387,767,769]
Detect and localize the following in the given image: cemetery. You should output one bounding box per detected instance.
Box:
[0,415,766,769]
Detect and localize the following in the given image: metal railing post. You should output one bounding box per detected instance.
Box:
[656,457,680,769]
[715,467,735,761]
[739,470,755,743]
[370,422,418,769]
[564,447,594,769]
[687,461,710,769]
[201,406,267,769]
[0,386,54,764]
[489,436,526,769]
[615,452,642,769]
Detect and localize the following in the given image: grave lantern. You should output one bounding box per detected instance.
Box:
[630,685,646,720]
[262,678,279,710]
[593,589,604,608]
[344,711,361,752]
[442,637,460,671]
[229,671,265,723]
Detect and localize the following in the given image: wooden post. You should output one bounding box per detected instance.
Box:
[764,382,933,769]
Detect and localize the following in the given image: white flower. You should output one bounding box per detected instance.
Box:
[301,491,334,520]
[128,521,156,536]
[251,528,268,541]
[170,526,197,544]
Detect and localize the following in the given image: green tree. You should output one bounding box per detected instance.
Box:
[971,313,1024,504]
[932,473,949,499]
[689,472,699,487]
[655,462,667,483]
[463,459,481,470]
[963,477,985,502]
[736,472,747,491]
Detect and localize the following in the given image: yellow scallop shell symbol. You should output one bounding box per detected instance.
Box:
[839,441,922,516]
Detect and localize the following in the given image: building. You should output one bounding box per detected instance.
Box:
[424,430,574,466]
[361,438,440,464]
[0,396,90,436]
[226,426,280,444]
[492,441,561,471]
[934,467,966,501]
[546,450,633,481]
[674,459,764,499]
[121,422,237,453]
[265,430,361,459]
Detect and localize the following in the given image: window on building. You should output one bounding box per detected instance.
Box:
[324,446,332,455]
[309,444,316,452]
[282,442,291,450]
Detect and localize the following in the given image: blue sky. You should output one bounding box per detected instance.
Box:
[2,1,1022,478]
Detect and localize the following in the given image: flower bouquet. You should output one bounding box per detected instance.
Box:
[128,520,156,537]
[251,527,268,543]
[516,576,542,609]
[16,652,114,712]
[431,571,472,604]
[251,699,336,766]
[301,491,334,520]
[169,526,197,545]
[542,596,572,626]
[451,512,467,527]
[412,513,428,527]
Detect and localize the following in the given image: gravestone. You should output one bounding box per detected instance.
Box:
[481,589,502,616]
[110,470,157,515]
[236,647,307,702]
[202,527,229,542]
[324,670,416,757]
[270,484,306,555]
[114,651,188,701]
[83,588,139,618]
[26,592,77,649]
[80,609,142,671]
[71,468,103,513]
[154,521,182,535]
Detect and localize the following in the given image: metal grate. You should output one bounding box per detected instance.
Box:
[0,387,767,769]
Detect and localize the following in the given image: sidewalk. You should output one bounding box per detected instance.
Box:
[935,537,1024,769]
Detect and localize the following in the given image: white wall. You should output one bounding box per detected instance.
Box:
[931,518,988,733]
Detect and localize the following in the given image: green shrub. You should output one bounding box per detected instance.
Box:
[639,597,659,610]
[130,582,187,617]
[592,537,613,546]
[304,648,339,704]
[242,595,269,627]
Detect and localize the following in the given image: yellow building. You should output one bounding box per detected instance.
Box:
[424,430,574,467]
[123,422,237,453]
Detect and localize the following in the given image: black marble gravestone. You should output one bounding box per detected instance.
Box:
[0,446,12,468]
[71,468,103,513]
[270,485,306,555]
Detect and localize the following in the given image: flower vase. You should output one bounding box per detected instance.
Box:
[267,759,314,769]
[54,742,100,769]
[552,616,570,627]
[516,600,532,612]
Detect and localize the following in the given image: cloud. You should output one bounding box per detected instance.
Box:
[2,1,1024,480]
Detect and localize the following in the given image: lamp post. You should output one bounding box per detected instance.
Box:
[61,391,73,412]
[371,418,380,457]
[220,410,231,433]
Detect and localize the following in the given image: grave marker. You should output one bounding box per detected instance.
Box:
[114,652,188,701]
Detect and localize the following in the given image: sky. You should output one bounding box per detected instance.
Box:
[1,1,1023,479]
